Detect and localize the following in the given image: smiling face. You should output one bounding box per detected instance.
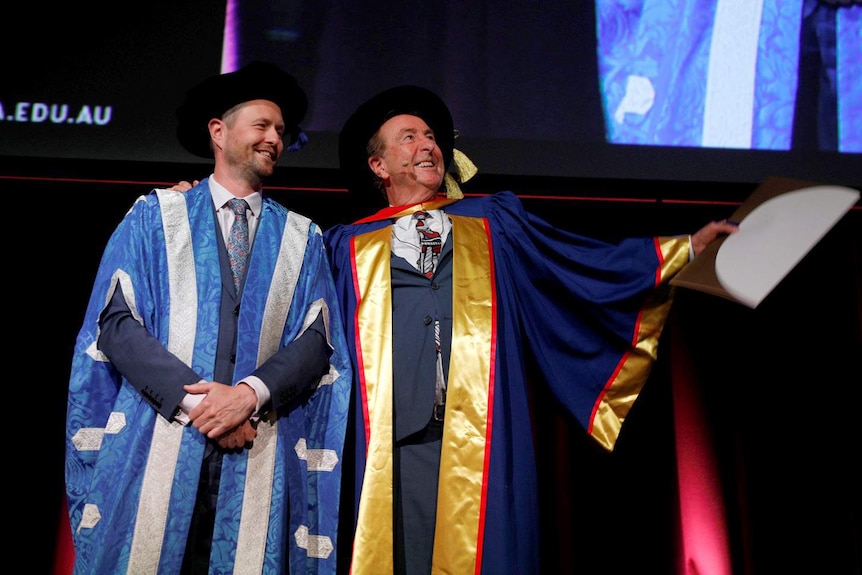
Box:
[210,99,286,192]
[368,114,446,206]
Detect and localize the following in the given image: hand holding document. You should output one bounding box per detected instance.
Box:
[670,177,860,308]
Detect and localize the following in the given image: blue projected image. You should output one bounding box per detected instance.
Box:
[2,0,860,187]
[596,0,861,153]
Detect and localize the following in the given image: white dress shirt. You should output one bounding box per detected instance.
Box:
[177,175,270,422]
[391,208,451,272]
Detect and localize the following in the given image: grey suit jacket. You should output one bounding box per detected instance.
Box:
[97,204,330,421]
[391,234,454,441]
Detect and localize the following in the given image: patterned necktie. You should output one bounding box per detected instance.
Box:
[414,210,442,278]
[227,198,250,291]
[412,210,447,419]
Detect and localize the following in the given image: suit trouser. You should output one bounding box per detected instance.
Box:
[181,443,223,575]
[394,418,444,575]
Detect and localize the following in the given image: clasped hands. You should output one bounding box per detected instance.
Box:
[185,381,259,450]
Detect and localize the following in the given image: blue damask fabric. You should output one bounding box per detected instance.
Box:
[597,0,861,151]
[66,181,350,574]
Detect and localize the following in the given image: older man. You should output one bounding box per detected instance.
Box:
[323,85,738,575]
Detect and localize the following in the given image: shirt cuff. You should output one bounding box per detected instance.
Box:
[239,375,270,415]
[177,390,205,425]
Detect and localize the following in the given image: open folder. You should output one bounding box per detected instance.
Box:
[669,176,860,309]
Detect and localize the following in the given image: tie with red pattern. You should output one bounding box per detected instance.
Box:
[414,210,442,278]
[413,210,447,419]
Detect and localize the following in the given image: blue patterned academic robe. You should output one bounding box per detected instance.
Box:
[66,183,351,574]
[323,191,692,574]
[597,0,861,152]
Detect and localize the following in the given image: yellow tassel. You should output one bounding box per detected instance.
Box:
[444,174,464,199]
[453,148,478,182]
[445,148,479,199]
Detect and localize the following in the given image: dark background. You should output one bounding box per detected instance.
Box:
[3,1,860,187]
[3,1,860,573]
[8,159,861,574]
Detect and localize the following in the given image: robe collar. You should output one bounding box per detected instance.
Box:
[354,197,460,224]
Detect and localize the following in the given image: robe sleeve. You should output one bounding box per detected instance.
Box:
[65,192,164,520]
[485,191,690,449]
